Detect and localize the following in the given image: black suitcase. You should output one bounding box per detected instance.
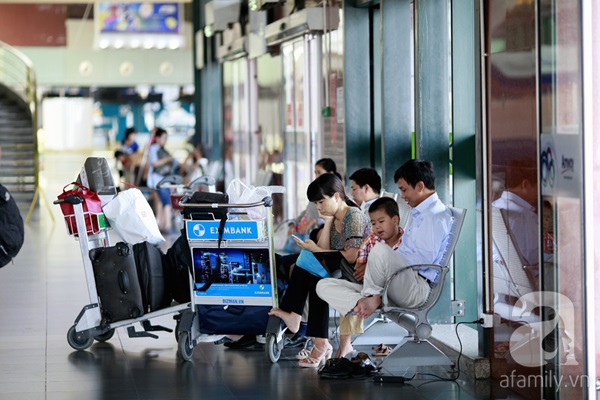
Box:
[89,242,144,324]
[133,242,167,312]
[197,305,271,335]
[164,234,192,304]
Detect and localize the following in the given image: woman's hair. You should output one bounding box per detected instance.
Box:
[315,158,342,179]
[154,127,167,139]
[307,173,359,208]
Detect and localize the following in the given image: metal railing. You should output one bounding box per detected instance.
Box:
[0,40,39,188]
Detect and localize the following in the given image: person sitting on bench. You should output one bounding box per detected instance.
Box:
[317,159,453,323]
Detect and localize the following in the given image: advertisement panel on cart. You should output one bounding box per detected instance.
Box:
[186,219,274,306]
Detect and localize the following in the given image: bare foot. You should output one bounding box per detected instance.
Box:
[353,296,382,319]
[268,308,301,333]
[334,334,354,358]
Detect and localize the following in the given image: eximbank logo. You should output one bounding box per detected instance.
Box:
[541,145,555,188]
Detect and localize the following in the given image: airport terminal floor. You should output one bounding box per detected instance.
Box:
[0,151,523,400]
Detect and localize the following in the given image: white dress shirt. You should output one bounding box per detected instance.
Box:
[397,192,453,282]
[492,191,538,266]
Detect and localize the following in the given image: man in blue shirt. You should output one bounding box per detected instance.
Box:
[332,159,453,319]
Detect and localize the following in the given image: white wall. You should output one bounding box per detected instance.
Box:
[18,20,194,87]
[42,97,93,150]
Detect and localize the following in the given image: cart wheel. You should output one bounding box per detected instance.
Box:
[67,325,94,351]
[94,328,115,342]
[174,320,180,343]
[178,332,194,361]
[265,333,281,363]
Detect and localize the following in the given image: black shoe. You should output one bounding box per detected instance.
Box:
[223,335,257,349]
[214,336,233,345]
[284,334,309,348]
[318,358,354,379]
[350,352,379,377]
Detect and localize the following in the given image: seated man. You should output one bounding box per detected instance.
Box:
[317,159,453,327]
[317,196,403,357]
[349,168,382,220]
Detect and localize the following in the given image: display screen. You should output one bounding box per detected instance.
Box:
[192,248,273,305]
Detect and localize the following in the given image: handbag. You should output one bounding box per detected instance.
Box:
[155,147,174,176]
[102,187,165,245]
[57,182,104,236]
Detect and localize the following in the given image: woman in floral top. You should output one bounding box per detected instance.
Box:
[269,173,369,368]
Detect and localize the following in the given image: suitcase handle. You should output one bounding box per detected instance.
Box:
[118,270,130,294]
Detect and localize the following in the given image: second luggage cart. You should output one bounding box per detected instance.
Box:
[178,194,286,362]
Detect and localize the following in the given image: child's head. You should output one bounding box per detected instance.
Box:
[124,127,137,143]
[368,197,400,241]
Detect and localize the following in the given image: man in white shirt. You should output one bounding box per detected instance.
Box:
[349,168,382,222]
[326,159,454,319]
[491,159,538,266]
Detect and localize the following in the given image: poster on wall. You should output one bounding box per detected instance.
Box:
[540,133,581,198]
[97,2,180,33]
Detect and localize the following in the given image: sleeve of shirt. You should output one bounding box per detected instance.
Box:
[148,144,159,167]
[399,209,453,266]
[356,235,374,264]
[343,209,368,250]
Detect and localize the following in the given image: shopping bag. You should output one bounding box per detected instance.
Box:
[295,250,331,279]
[225,179,285,219]
[102,187,165,245]
[57,182,105,236]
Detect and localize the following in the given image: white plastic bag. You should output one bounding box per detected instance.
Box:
[226,179,285,220]
[102,188,165,245]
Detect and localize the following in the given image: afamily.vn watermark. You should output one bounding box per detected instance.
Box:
[500,370,590,391]
[507,291,577,367]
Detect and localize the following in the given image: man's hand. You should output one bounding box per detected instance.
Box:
[353,262,366,282]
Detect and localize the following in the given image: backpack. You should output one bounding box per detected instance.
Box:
[0,184,24,268]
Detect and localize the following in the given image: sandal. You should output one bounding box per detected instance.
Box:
[295,338,313,360]
[371,343,392,357]
[298,343,333,368]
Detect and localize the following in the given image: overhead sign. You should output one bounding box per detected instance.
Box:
[97,2,180,34]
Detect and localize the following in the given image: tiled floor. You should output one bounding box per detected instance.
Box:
[0,152,523,400]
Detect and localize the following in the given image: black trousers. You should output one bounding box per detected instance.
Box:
[279,267,329,339]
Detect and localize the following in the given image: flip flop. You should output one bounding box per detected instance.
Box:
[371,344,392,357]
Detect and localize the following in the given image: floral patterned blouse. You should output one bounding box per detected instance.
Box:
[329,206,370,251]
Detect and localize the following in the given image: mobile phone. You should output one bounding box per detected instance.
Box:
[292,234,303,242]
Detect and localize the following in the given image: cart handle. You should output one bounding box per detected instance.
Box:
[53,195,84,205]
[188,175,216,187]
[179,196,272,209]
[156,174,184,189]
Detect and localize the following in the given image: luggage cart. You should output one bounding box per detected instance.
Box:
[54,194,191,354]
[178,195,286,363]
[157,175,217,231]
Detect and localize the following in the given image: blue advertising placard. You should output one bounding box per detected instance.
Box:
[186,220,262,241]
[97,2,180,33]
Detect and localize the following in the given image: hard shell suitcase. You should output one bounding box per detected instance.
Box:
[89,242,144,325]
[133,242,167,312]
